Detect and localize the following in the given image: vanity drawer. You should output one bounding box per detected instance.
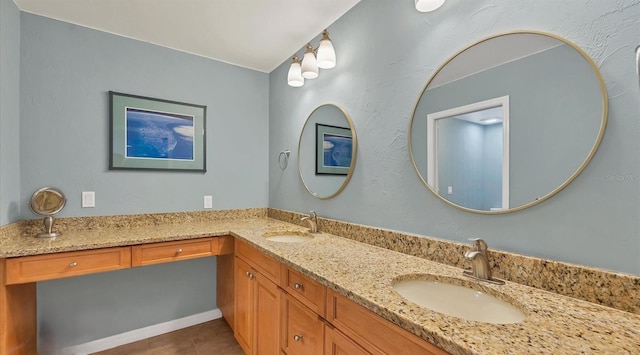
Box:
[281,265,326,316]
[235,240,280,284]
[5,247,132,284]
[326,289,448,355]
[132,238,213,266]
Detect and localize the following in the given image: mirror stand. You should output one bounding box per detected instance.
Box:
[37,216,60,238]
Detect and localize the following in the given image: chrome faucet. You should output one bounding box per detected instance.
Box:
[463,238,504,285]
[301,211,318,233]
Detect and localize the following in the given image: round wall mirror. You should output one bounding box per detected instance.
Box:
[410,31,607,214]
[298,104,357,199]
[29,187,66,238]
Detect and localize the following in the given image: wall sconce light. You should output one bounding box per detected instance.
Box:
[287,29,336,87]
[415,0,445,12]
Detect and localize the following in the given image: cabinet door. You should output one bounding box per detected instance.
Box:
[281,293,324,355]
[325,324,370,355]
[253,273,281,355]
[234,257,253,355]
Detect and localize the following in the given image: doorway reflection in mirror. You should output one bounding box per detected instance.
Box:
[427,96,509,211]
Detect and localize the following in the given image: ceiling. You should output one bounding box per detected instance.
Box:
[13,0,361,73]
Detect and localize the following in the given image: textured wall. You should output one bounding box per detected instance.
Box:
[0,0,21,225]
[18,13,269,350]
[269,0,640,275]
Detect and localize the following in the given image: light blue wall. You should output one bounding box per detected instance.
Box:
[38,257,217,351]
[437,118,485,209]
[269,0,640,275]
[20,13,269,218]
[437,120,503,210]
[17,13,269,350]
[0,0,21,225]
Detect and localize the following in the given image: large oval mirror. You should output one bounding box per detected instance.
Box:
[410,31,607,213]
[298,104,357,199]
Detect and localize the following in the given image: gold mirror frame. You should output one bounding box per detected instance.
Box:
[298,104,357,200]
[409,30,608,214]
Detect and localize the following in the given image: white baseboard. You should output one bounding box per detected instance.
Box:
[55,309,222,355]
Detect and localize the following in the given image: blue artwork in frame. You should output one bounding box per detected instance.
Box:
[315,123,352,175]
[109,91,206,172]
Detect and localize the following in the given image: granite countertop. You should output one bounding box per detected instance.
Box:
[2,217,639,354]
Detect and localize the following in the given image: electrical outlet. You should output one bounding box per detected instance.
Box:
[82,191,95,208]
[204,195,213,209]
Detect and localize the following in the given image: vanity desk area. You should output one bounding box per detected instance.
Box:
[1,212,639,355]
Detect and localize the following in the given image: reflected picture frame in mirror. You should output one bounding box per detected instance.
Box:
[409,30,608,214]
[298,104,357,199]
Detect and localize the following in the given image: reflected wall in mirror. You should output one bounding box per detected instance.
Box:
[410,31,607,213]
[428,96,510,211]
[298,104,357,199]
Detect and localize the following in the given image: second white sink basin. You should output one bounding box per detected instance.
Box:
[262,231,314,243]
[393,278,526,324]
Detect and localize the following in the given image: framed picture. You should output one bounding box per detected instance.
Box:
[109,91,206,172]
[315,123,353,175]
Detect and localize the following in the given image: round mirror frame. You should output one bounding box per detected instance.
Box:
[409,30,608,214]
[29,187,66,216]
[298,104,358,200]
[29,187,66,238]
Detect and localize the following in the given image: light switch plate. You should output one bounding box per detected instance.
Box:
[82,191,95,208]
[204,195,213,209]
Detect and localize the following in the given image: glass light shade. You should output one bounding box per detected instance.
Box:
[301,44,319,79]
[287,57,304,87]
[317,40,336,69]
[415,0,445,12]
[317,31,336,69]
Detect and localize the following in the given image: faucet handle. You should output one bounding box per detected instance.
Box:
[309,210,317,219]
[468,238,487,252]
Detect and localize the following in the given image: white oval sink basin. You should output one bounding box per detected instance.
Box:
[393,279,526,324]
[262,232,314,243]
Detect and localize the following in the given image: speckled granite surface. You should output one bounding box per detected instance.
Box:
[1,210,639,354]
[268,208,640,315]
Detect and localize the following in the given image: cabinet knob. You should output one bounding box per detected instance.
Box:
[293,334,303,342]
[69,262,78,267]
[176,248,183,254]
[293,283,303,290]
[246,272,255,279]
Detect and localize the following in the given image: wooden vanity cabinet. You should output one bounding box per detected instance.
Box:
[228,240,448,355]
[234,240,281,355]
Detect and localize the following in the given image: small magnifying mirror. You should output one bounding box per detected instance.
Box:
[29,187,66,238]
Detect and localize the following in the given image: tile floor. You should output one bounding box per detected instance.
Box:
[91,318,244,355]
